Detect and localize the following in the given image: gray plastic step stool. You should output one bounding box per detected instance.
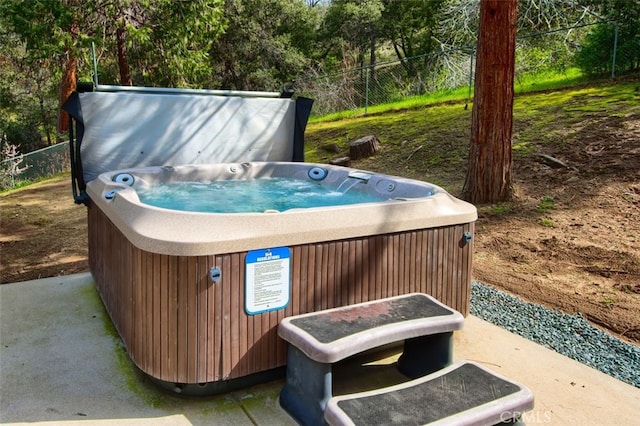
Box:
[324,361,535,426]
[278,293,465,426]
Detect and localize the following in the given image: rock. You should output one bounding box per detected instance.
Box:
[329,157,351,166]
[320,143,341,154]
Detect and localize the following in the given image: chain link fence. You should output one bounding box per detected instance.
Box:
[293,22,627,116]
[1,141,69,190]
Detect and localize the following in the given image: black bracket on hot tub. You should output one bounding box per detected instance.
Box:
[293,96,314,162]
[280,83,314,162]
[62,86,90,206]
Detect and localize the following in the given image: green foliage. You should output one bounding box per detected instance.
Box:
[0,16,58,151]
[576,0,640,75]
[208,0,320,90]
[516,36,576,79]
[322,0,383,52]
[490,204,510,215]
[0,0,75,60]
[319,0,445,80]
[538,218,555,227]
[3,120,42,153]
[144,0,226,86]
[380,0,444,66]
[83,0,226,87]
[536,196,555,213]
[576,22,640,75]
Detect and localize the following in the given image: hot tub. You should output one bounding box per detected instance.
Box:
[63,85,476,395]
[86,161,476,394]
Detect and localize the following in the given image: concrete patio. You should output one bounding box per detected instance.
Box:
[1,272,639,425]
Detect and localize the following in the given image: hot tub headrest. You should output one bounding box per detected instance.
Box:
[62,84,313,204]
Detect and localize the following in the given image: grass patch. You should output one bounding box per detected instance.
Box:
[1,170,72,195]
[309,68,593,124]
[536,196,555,213]
[538,217,555,227]
[306,77,639,196]
[305,101,471,193]
[490,203,510,215]
[309,86,472,123]
[514,67,589,94]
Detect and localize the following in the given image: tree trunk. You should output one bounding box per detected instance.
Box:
[350,135,381,160]
[38,81,52,146]
[58,15,77,137]
[462,0,518,204]
[117,18,132,86]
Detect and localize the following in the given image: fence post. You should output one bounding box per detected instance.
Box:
[467,48,475,109]
[611,24,619,81]
[365,66,370,115]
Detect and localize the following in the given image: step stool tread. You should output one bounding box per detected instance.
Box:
[279,293,463,364]
[325,361,534,426]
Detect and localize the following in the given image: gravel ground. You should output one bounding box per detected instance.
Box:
[470,281,640,388]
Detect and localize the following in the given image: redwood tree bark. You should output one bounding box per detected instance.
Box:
[58,16,78,136]
[462,0,518,204]
[116,17,132,86]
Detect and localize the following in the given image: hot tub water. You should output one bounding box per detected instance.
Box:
[134,177,384,213]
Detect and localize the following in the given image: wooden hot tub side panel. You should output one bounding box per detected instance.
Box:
[88,203,135,349]
[88,205,474,385]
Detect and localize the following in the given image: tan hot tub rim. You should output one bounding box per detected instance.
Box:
[85,162,478,257]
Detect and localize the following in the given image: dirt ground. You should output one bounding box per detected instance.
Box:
[1,177,89,283]
[1,101,639,346]
[473,112,640,345]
